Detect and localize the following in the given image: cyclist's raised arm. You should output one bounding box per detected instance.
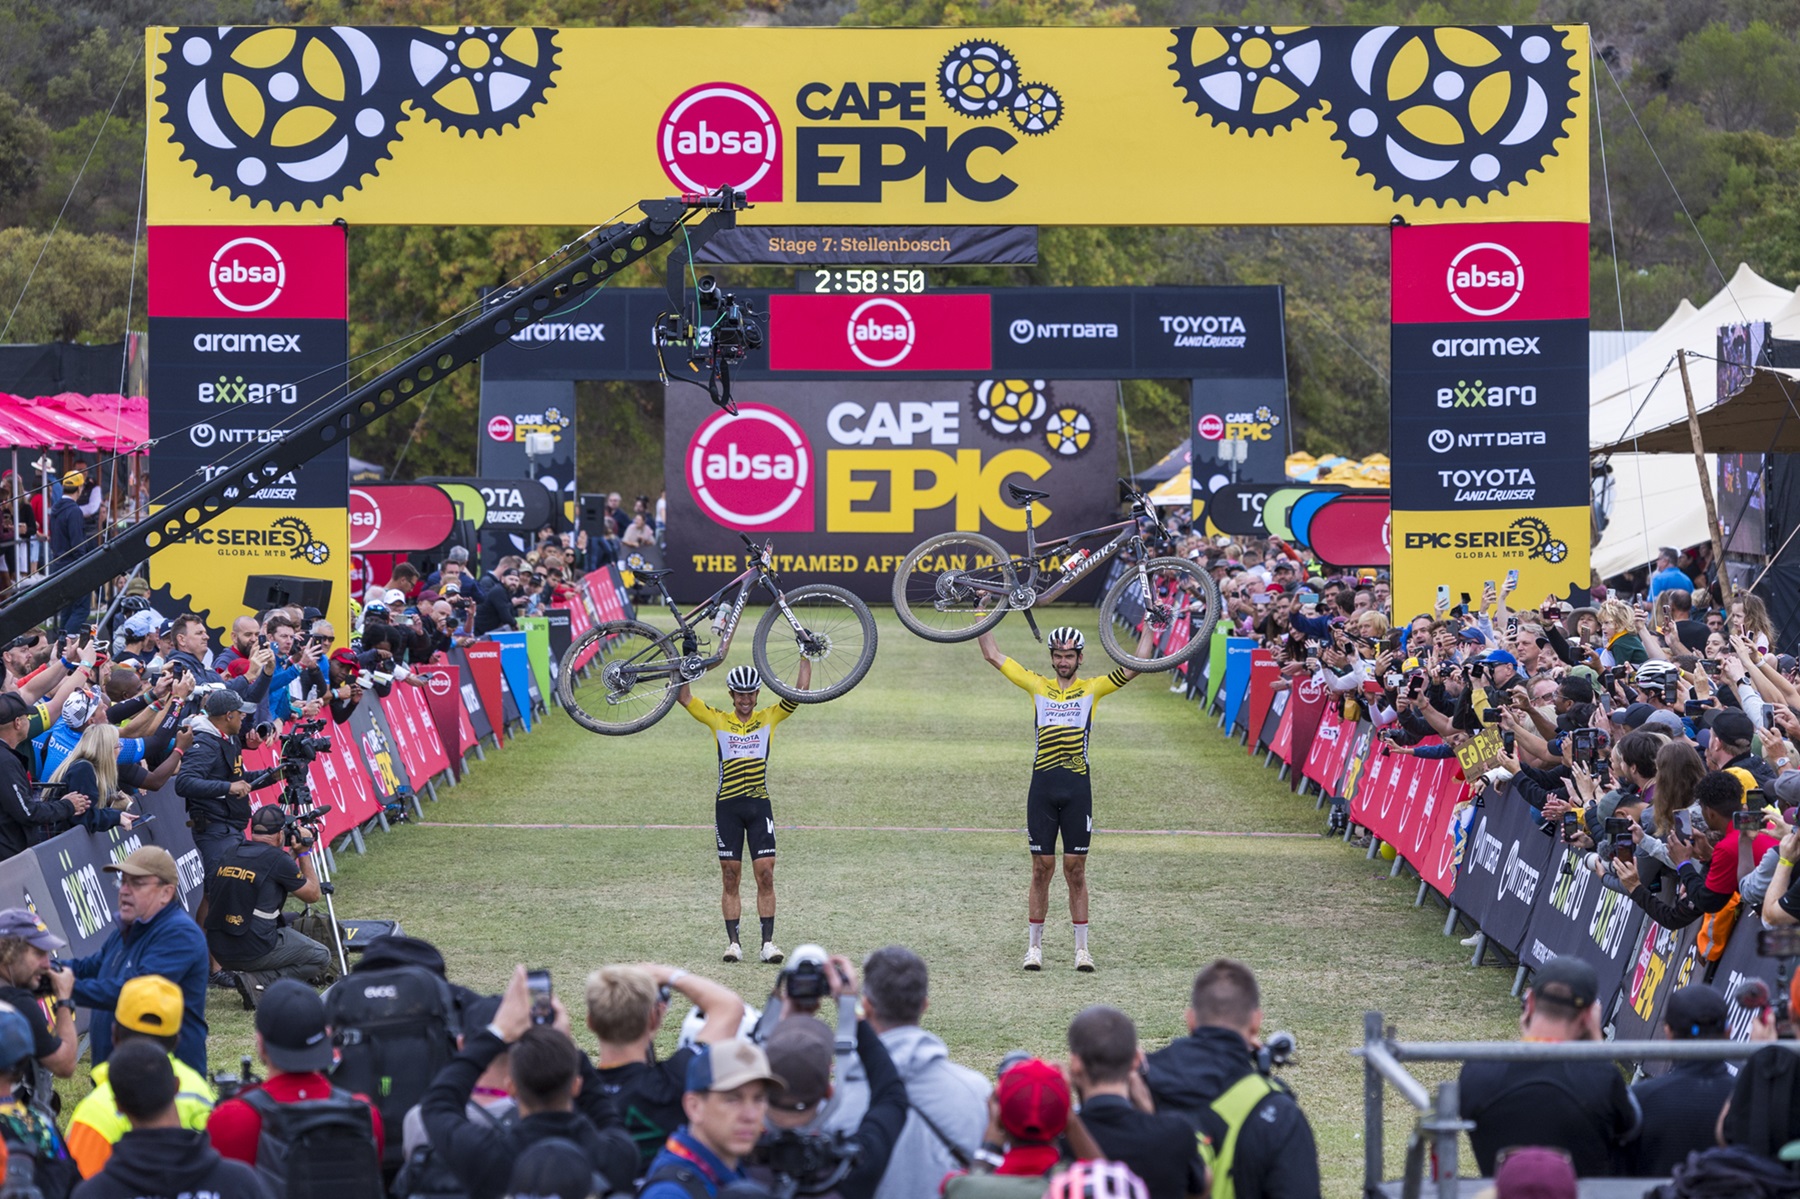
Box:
[796,656,811,693]
[977,628,1006,671]
[1116,620,1158,683]
[677,681,694,709]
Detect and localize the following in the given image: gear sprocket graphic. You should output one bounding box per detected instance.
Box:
[939,40,1021,118]
[272,515,332,566]
[1008,82,1063,136]
[1168,25,1330,135]
[402,26,559,137]
[1328,25,1578,204]
[974,379,1051,439]
[1044,405,1093,457]
[1510,515,1568,564]
[157,26,409,209]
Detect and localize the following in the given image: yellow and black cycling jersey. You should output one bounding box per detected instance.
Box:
[683,696,799,801]
[998,658,1130,777]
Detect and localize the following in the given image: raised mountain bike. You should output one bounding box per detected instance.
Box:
[556,535,878,735]
[890,479,1219,672]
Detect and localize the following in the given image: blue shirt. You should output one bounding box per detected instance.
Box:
[640,1127,746,1199]
[70,898,210,1075]
[1649,565,1694,599]
[39,722,144,778]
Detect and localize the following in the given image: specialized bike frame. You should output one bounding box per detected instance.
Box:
[969,491,1175,608]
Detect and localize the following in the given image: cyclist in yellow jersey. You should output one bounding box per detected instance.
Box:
[678,656,808,966]
[977,621,1153,972]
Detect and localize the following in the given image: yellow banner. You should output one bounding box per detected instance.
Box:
[1390,505,1589,624]
[146,24,1589,227]
[146,506,351,643]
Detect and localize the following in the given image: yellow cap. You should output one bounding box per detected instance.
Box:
[61,471,84,491]
[1726,767,1760,798]
[116,974,183,1037]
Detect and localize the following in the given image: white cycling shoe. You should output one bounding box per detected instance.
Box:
[723,942,742,963]
[1022,945,1043,971]
[761,942,785,964]
[1075,948,1095,973]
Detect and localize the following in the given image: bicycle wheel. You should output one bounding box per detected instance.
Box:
[1098,557,1222,672]
[755,584,879,704]
[892,531,1017,643]
[556,620,683,735]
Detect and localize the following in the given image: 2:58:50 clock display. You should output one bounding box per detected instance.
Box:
[801,269,928,294]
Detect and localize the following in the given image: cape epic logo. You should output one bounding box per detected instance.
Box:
[209,237,286,313]
[1445,242,1525,317]
[686,402,815,533]
[657,82,783,202]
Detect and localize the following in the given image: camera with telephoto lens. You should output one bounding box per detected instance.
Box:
[778,944,832,1008]
[751,1128,860,1199]
[280,718,331,764]
[1256,1030,1297,1075]
[210,1055,261,1102]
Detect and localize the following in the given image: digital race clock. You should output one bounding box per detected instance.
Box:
[798,268,928,295]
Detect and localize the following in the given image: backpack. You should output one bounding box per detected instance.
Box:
[325,963,461,1174]
[1197,1073,1283,1199]
[391,1102,516,1199]
[241,1087,383,1199]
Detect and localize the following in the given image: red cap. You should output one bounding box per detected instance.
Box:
[224,657,253,678]
[331,648,360,669]
[995,1058,1069,1142]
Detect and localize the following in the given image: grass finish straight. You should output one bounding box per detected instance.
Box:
[195,606,1519,1193]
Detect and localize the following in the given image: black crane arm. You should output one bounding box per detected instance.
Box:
[0,190,747,637]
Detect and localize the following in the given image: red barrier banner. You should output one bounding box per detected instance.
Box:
[379,689,433,785]
[585,569,629,625]
[313,716,383,841]
[415,665,474,772]
[463,642,508,748]
[241,742,283,818]
[1269,693,1296,764]
[1402,757,1467,897]
[1351,742,1409,836]
[1244,651,1279,753]
[1302,705,1344,788]
[1284,677,1329,788]
[397,683,453,779]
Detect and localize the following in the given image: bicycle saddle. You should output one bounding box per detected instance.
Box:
[1007,482,1051,506]
[629,567,674,581]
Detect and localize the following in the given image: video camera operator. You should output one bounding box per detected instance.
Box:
[203,805,329,1005]
[176,690,273,878]
[748,949,906,1199]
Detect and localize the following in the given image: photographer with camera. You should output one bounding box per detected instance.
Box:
[177,689,271,878]
[751,952,906,1199]
[162,615,271,706]
[0,909,77,1085]
[1144,960,1319,1199]
[474,559,527,636]
[0,690,90,859]
[203,805,329,1007]
[420,965,637,1199]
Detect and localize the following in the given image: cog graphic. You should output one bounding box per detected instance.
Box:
[1509,515,1567,564]
[157,26,409,209]
[1044,406,1094,457]
[939,41,1020,118]
[1168,25,1330,134]
[974,379,1051,439]
[402,26,559,137]
[272,515,332,565]
[1008,83,1064,136]
[1328,25,1578,204]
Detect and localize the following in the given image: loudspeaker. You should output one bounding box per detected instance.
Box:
[243,575,333,613]
[579,492,610,541]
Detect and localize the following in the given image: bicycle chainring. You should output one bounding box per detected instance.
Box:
[1010,586,1038,609]
[679,654,709,681]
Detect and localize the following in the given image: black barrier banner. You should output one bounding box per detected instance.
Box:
[693,226,1038,265]
[1454,786,1557,955]
[1714,911,1793,1041]
[1519,846,1643,1011]
[545,609,573,685]
[450,649,498,744]
[664,379,1118,601]
[481,287,1285,382]
[346,700,412,805]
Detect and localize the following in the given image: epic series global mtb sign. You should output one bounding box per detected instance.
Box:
[145,26,1588,227]
[666,380,1117,600]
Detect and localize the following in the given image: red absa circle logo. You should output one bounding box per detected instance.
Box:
[209,237,285,313]
[1446,242,1525,317]
[686,402,815,533]
[658,83,783,202]
[348,487,380,552]
[1196,413,1225,441]
[426,671,452,698]
[486,415,515,442]
[847,298,915,368]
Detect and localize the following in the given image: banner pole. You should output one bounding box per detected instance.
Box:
[1677,349,1733,603]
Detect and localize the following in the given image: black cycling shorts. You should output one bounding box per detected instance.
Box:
[716,797,776,861]
[1027,776,1092,856]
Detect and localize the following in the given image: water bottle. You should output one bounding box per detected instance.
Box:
[1062,548,1090,578]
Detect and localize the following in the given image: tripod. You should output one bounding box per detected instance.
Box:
[279,765,348,978]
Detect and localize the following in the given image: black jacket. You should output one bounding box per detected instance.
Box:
[421,1029,636,1199]
[0,740,76,860]
[174,725,248,829]
[1626,1059,1735,1177]
[472,576,517,636]
[1143,1027,1321,1199]
[72,1127,269,1199]
[1078,1094,1204,1199]
[49,494,83,567]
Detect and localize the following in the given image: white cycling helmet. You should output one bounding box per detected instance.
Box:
[1047,626,1085,651]
[725,666,762,693]
[1635,660,1680,688]
[1047,1161,1149,1199]
[676,1002,763,1052]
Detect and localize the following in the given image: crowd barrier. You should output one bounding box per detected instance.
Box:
[1161,604,1798,1059]
[0,563,639,1034]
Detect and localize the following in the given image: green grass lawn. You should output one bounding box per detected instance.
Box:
[196,605,1519,1195]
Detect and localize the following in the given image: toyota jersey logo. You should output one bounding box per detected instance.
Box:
[1446,242,1525,317]
[209,236,286,313]
[846,298,916,368]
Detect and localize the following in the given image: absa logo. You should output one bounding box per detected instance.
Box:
[658,83,783,202]
[847,298,915,368]
[1196,413,1225,441]
[686,402,815,532]
[1446,242,1524,317]
[348,487,381,552]
[486,415,515,442]
[208,237,286,313]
